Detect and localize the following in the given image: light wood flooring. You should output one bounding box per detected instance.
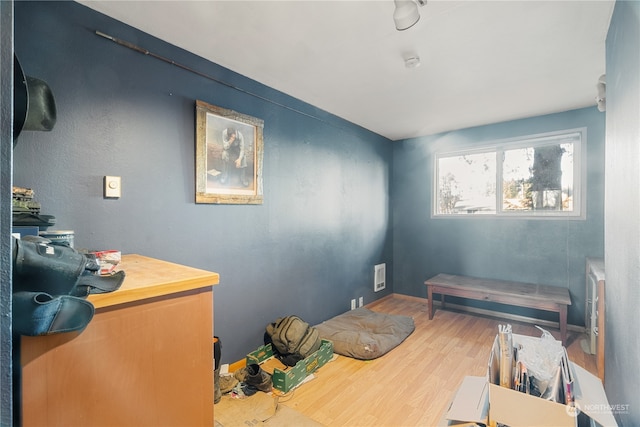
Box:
[278,294,596,427]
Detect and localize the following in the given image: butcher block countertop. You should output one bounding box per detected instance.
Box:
[89,254,220,309]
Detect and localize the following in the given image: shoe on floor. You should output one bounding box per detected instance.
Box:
[245,363,272,393]
[234,366,248,383]
[220,374,239,394]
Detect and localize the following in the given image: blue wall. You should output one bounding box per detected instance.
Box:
[13,1,393,363]
[604,1,640,425]
[392,107,605,326]
[1,2,15,423]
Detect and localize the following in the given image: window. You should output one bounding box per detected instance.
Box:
[434,129,585,219]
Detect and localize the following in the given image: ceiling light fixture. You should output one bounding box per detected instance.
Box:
[393,0,426,31]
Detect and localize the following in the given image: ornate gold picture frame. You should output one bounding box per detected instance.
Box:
[195,100,264,204]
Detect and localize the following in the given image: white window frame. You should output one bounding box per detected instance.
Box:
[432,128,586,220]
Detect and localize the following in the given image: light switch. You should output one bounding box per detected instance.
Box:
[104,176,121,198]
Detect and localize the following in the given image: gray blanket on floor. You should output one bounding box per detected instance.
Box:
[314,307,415,360]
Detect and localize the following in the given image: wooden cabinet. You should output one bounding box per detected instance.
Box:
[20,255,219,426]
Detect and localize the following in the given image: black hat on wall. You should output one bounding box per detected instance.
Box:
[13,54,57,146]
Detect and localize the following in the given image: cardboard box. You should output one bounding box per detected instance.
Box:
[446,333,617,427]
[246,339,333,393]
[444,376,489,426]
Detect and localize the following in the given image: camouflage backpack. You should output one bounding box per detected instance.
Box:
[265,315,321,366]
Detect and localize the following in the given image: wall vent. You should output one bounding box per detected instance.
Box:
[374,263,386,292]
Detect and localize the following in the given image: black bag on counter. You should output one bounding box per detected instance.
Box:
[11,236,125,336]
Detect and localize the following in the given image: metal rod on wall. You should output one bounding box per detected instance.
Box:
[94,30,328,125]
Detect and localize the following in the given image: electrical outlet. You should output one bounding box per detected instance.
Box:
[351,299,356,310]
[358,297,363,307]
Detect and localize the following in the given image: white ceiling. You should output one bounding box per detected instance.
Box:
[77,0,614,141]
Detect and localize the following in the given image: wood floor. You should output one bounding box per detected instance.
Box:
[278,294,596,427]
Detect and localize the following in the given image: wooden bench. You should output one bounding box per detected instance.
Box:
[424,274,571,345]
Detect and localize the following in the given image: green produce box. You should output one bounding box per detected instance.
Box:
[246,339,334,393]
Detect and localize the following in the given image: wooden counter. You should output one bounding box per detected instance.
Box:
[20,254,219,427]
[89,254,220,309]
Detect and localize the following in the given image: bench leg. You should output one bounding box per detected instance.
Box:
[427,286,434,320]
[559,305,568,346]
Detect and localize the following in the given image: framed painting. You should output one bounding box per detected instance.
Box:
[195,100,264,204]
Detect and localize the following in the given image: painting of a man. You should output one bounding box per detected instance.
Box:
[221,127,248,187]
